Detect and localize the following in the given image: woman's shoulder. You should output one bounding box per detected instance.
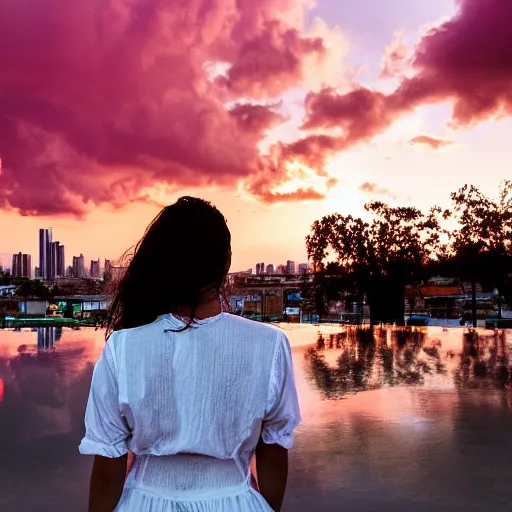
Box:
[107,315,167,343]
[221,313,285,341]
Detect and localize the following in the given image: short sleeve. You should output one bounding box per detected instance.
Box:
[79,335,130,458]
[261,331,301,449]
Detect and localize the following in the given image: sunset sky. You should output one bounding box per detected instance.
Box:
[1,0,511,272]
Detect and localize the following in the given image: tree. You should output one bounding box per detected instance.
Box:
[447,181,512,325]
[15,279,50,300]
[307,202,444,324]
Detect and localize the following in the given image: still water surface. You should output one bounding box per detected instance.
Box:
[1,324,512,511]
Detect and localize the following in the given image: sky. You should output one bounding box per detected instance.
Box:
[1,0,512,272]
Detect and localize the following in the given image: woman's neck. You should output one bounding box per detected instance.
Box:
[171,289,221,320]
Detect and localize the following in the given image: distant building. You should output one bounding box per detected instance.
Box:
[276,264,286,274]
[255,263,265,275]
[266,264,274,274]
[104,259,113,280]
[39,228,52,279]
[298,263,308,274]
[11,253,32,278]
[34,267,40,278]
[286,260,296,274]
[72,254,86,278]
[90,259,101,278]
[50,241,65,278]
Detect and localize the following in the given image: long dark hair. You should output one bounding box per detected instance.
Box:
[106,197,231,335]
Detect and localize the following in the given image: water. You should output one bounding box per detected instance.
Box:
[1,324,512,511]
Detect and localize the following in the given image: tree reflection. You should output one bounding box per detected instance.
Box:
[305,327,446,399]
[454,330,511,390]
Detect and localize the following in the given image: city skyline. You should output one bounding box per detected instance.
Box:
[0,228,110,279]
[1,1,511,271]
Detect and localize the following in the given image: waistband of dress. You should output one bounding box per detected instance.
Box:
[123,480,252,502]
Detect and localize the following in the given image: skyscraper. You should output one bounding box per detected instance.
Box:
[286,260,296,274]
[266,264,274,274]
[39,228,52,279]
[11,253,32,278]
[58,244,65,277]
[72,254,85,278]
[50,241,65,278]
[298,263,308,274]
[90,259,101,278]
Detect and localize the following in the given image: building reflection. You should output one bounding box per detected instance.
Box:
[36,326,63,350]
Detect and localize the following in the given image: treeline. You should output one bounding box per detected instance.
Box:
[305,181,512,325]
[0,272,105,298]
[0,271,57,299]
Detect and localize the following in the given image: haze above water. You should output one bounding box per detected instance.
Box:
[1,324,512,511]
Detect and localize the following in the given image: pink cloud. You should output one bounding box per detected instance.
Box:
[380,32,410,78]
[244,134,340,202]
[358,182,394,197]
[302,0,512,152]
[0,0,331,215]
[358,181,398,199]
[3,0,511,216]
[302,86,404,143]
[216,21,325,99]
[409,135,453,149]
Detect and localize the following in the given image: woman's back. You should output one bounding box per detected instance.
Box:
[80,313,300,510]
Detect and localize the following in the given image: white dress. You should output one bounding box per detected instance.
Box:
[79,312,301,511]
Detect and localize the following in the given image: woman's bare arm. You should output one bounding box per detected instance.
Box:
[255,436,289,511]
[88,454,128,512]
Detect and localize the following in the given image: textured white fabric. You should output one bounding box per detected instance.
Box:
[79,313,301,511]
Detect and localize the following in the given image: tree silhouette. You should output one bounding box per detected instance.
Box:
[15,279,49,300]
[306,202,444,324]
[447,182,512,325]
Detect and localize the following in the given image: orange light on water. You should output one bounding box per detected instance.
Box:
[0,378,4,403]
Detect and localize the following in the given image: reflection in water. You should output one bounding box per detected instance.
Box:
[0,326,512,511]
[305,327,445,399]
[305,327,512,400]
[36,327,63,350]
[455,329,511,390]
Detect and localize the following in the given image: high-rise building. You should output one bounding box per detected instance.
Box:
[266,264,274,274]
[286,260,296,274]
[276,264,286,274]
[72,254,86,278]
[90,259,101,278]
[298,263,308,274]
[260,262,264,274]
[58,244,65,277]
[255,263,261,275]
[39,228,53,279]
[12,253,20,277]
[104,259,112,280]
[50,241,65,278]
[11,252,32,278]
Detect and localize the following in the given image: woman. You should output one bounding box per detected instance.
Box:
[79,197,301,511]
